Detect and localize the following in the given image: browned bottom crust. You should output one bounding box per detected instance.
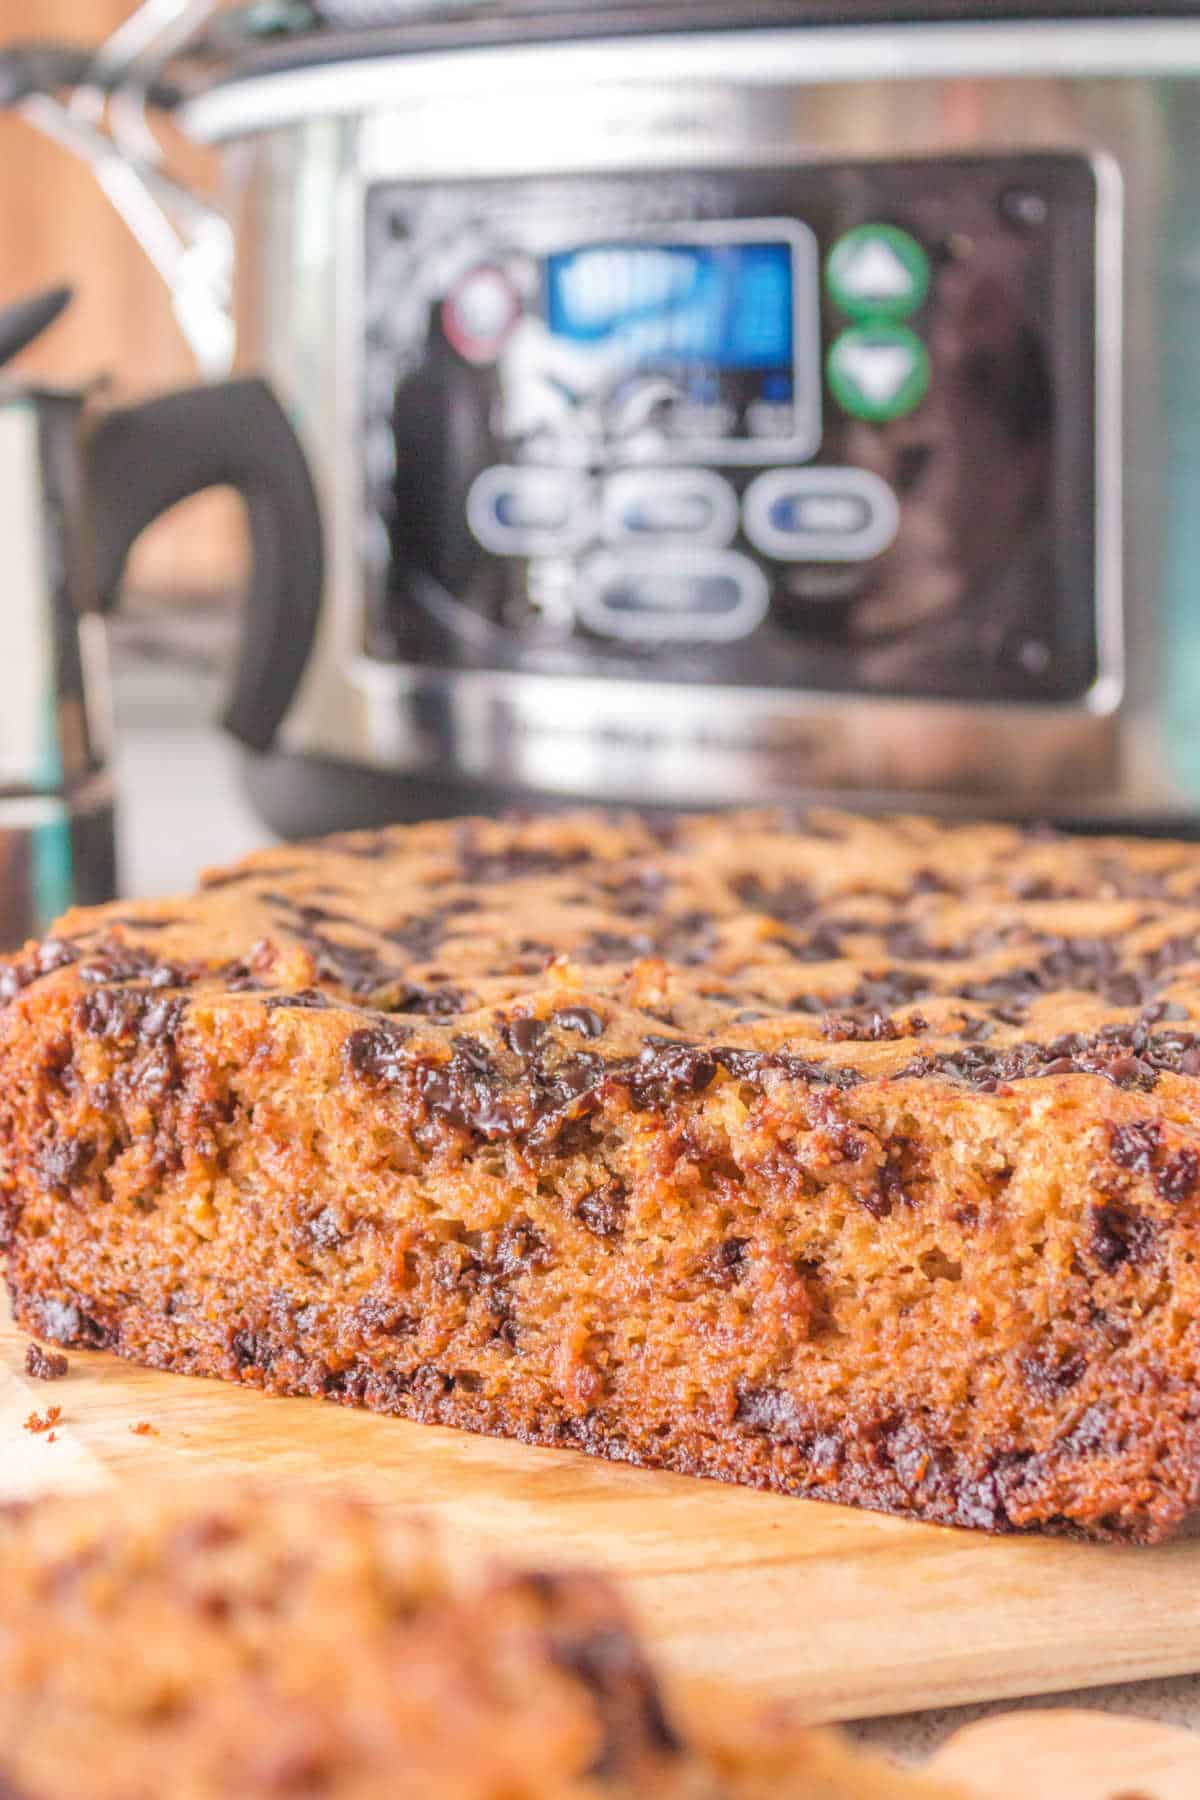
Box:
[9,1279,1197,1545]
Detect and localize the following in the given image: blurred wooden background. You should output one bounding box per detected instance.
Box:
[0,0,243,595]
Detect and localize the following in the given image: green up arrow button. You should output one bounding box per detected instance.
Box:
[826,224,930,321]
[826,324,930,423]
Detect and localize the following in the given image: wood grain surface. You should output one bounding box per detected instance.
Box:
[4,1295,1200,1726]
[929,1710,1200,1798]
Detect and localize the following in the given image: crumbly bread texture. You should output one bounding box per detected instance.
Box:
[0,1483,953,1799]
[4,810,1200,1541]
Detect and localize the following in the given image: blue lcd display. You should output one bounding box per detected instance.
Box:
[543,240,794,371]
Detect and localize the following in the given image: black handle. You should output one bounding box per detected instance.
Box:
[86,378,324,752]
[0,285,72,368]
[0,41,181,109]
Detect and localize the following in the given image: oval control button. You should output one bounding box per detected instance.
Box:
[602,470,738,547]
[466,466,592,556]
[577,549,768,643]
[742,467,900,562]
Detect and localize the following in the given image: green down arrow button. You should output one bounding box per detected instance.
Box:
[826,324,930,423]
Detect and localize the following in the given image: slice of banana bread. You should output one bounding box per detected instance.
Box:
[0,1481,954,1799]
[4,810,1200,1541]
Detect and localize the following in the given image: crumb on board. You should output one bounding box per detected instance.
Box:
[129,1421,157,1436]
[24,1406,61,1435]
[24,1343,68,1381]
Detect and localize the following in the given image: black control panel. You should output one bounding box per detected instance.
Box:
[362,152,1101,703]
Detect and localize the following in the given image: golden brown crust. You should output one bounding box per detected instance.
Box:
[4,810,1200,1540]
[0,1483,955,1799]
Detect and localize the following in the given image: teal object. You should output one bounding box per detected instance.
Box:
[31,812,74,932]
[1163,88,1200,799]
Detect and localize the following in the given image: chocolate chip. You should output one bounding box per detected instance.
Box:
[735,1385,812,1441]
[699,1236,749,1288]
[555,1005,605,1039]
[732,875,815,923]
[504,1015,546,1058]
[78,944,189,987]
[24,1344,68,1381]
[549,1619,681,1777]
[575,1180,628,1240]
[1021,1343,1086,1400]
[492,1218,552,1279]
[306,1207,343,1250]
[262,988,332,1011]
[343,1024,412,1084]
[1088,1202,1155,1272]
[33,1138,89,1195]
[1156,1148,1200,1205]
[0,938,78,1004]
[626,1040,717,1109]
[581,929,655,964]
[76,989,185,1043]
[1108,1120,1162,1175]
[454,828,593,885]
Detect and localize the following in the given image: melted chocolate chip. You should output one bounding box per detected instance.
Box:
[626,1040,717,1109]
[910,867,954,895]
[549,1620,681,1778]
[1108,1120,1162,1175]
[555,1005,605,1039]
[821,1009,926,1043]
[343,1024,412,1083]
[306,1207,344,1250]
[900,1014,1200,1093]
[581,929,655,965]
[1156,1148,1200,1205]
[699,1236,749,1288]
[382,983,466,1018]
[1021,1343,1087,1401]
[262,989,333,1011]
[24,1343,68,1381]
[76,988,185,1043]
[492,1218,551,1280]
[601,866,669,919]
[777,921,847,964]
[504,1015,546,1057]
[1088,1202,1156,1272]
[454,828,593,885]
[734,1385,812,1441]
[33,1137,90,1195]
[732,874,815,923]
[78,944,189,988]
[575,1180,628,1239]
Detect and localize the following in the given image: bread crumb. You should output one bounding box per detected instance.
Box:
[24,1343,68,1381]
[129,1421,157,1436]
[24,1406,61,1434]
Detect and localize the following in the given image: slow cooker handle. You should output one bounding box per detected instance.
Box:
[0,42,181,109]
[0,33,235,375]
[86,379,324,753]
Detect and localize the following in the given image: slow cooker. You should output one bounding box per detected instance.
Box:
[8,1,1200,836]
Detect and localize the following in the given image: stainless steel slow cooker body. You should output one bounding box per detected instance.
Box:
[126,12,1200,826]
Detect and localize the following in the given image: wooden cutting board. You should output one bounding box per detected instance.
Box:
[4,1295,1200,1727]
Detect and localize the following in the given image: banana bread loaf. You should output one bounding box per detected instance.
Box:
[4,809,1200,1541]
[0,1481,954,1799]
